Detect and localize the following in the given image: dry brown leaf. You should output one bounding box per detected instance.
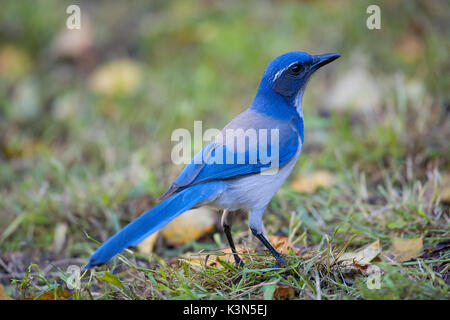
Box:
[337,239,381,266]
[137,232,159,254]
[290,170,335,194]
[381,237,423,263]
[274,285,295,299]
[181,245,248,269]
[268,235,301,256]
[0,285,13,300]
[29,288,72,300]
[162,207,216,245]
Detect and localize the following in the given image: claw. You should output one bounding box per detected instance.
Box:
[235,258,245,268]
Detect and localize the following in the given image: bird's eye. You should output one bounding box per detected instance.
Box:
[289,64,302,75]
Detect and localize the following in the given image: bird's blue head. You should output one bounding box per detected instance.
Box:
[257,51,340,101]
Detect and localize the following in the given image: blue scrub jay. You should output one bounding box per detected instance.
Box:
[85,51,340,269]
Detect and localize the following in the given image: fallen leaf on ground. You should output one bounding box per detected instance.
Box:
[215,246,249,266]
[29,288,72,300]
[274,285,295,299]
[337,239,381,266]
[181,245,248,269]
[268,235,301,256]
[179,252,217,269]
[381,237,423,263]
[290,170,335,193]
[0,285,13,300]
[89,59,142,96]
[162,207,216,245]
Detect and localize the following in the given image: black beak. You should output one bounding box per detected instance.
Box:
[312,53,341,70]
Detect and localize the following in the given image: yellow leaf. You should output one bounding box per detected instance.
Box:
[162,207,216,245]
[337,239,381,266]
[137,232,159,254]
[381,237,423,263]
[0,285,13,300]
[290,170,335,194]
[180,252,217,269]
[89,59,142,96]
[181,245,248,269]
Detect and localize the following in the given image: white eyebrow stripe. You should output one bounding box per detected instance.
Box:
[272,62,300,83]
[272,66,288,82]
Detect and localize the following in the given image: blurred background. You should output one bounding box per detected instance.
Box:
[0,0,449,299]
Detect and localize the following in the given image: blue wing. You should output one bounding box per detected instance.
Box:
[160,109,303,199]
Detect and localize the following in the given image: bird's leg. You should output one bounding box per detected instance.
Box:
[249,208,287,267]
[251,228,287,268]
[221,209,245,267]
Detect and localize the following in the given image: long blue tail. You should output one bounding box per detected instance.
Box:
[85,181,226,268]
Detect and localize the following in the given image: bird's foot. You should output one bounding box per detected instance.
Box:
[273,254,287,268]
[233,255,245,268]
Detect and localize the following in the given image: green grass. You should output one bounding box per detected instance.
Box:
[0,0,449,300]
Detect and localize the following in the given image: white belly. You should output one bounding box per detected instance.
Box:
[211,142,301,212]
